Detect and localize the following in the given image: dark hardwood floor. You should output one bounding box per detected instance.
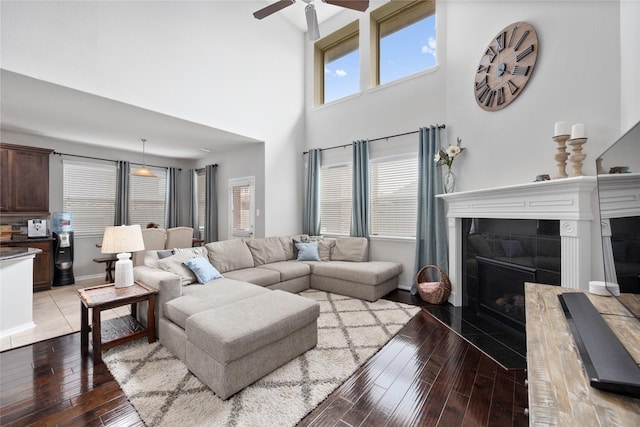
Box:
[1,292,528,427]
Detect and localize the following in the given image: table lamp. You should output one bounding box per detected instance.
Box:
[101,225,145,288]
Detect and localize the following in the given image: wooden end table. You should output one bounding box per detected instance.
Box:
[77,281,158,364]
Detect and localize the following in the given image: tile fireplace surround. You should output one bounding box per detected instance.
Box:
[437,174,640,306]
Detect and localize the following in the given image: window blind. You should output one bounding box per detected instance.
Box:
[130,166,167,228]
[370,155,418,238]
[63,159,117,237]
[320,163,352,235]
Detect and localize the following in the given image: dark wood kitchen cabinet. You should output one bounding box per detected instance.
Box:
[0,143,53,215]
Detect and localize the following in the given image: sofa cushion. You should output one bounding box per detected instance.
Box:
[331,237,369,262]
[157,251,201,286]
[312,261,402,286]
[183,256,223,283]
[185,290,320,363]
[205,240,254,273]
[318,238,336,261]
[245,236,287,266]
[257,260,311,281]
[164,279,269,329]
[295,241,321,261]
[223,267,281,287]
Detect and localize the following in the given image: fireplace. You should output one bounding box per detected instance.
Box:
[476,256,535,332]
[437,176,599,306]
[461,218,560,330]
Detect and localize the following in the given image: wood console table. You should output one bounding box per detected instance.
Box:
[525,283,640,425]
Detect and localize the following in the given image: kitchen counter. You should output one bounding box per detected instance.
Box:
[0,251,38,337]
[1,236,54,244]
[0,246,43,260]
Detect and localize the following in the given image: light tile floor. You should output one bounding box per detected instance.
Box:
[1,277,131,351]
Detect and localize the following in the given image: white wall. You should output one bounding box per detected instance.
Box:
[620,0,640,131]
[1,0,305,237]
[305,1,633,288]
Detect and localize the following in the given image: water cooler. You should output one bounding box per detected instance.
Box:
[52,212,74,286]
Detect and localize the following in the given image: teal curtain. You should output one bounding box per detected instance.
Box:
[351,140,369,238]
[114,160,129,225]
[303,149,321,235]
[413,126,448,295]
[165,167,179,228]
[204,164,218,243]
[188,169,198,238]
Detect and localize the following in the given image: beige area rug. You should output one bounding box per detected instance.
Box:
[103,290,420,426]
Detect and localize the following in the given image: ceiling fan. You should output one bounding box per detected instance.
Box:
[253,0,370,41]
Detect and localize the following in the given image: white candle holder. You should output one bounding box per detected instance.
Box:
[552,134,570,178]
[568,137,588,176]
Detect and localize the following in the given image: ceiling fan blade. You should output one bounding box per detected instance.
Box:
[305,4,320,41]
[253,0,296,20]
[322,0,369,12]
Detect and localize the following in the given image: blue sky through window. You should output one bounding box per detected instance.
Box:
[380,14,437,85]
[324,50,360,104]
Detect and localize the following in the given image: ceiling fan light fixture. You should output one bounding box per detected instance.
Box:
[130,138,157,178]
[305,3,320,41]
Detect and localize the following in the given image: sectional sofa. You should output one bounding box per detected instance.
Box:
[132,235,402,399]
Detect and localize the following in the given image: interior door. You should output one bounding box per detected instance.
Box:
[228,176,255,239]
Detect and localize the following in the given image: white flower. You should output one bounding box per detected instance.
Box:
[433,153,441,163]
[447,145,461,157]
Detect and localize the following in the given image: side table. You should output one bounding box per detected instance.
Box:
[77,281,158,364]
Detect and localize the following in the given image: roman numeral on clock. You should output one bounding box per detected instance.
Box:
[512,65,530,76]
[513,29,529,51]
[477,64,490,73]
[497,87,505,105]
[507,80,519,95]
[516,45,534,62]
[507,25,518,48]
[485,46,496,63]
[475,76,488,90]
[495,32,506,51]
[477,85,491,103]
[485,90,496,107]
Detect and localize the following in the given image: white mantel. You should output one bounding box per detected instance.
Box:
[437,176,599,306]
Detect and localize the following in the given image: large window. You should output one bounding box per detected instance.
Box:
[370,155,418,238]
[372,0,436,86]
[129,166,167,228]
[320,163,352,235]
[63,159,117,236]
[314,21,359,105]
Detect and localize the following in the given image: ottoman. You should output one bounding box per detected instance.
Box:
[185,290,320,399]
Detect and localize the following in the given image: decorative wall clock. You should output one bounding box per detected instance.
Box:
[474,21,539,111]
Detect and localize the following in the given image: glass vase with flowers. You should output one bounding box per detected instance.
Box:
[434,138,466,193]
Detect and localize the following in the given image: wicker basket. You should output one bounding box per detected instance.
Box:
[416,265,451,304]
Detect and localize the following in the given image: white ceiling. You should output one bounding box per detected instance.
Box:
[259,0,346,32]
[0,1,356,159]
[0,70,261,159]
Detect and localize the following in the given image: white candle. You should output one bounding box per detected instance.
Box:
[554,121,569,136]
[571,123,586,139]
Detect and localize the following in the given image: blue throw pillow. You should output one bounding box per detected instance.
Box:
[183,256,223,284]
[295,241,321,262]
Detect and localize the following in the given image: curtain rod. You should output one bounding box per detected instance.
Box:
[302,125,445,155]
[53,151,181,171]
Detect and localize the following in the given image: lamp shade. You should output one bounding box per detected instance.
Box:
[131,165,156,177]
[101,225,145,254]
